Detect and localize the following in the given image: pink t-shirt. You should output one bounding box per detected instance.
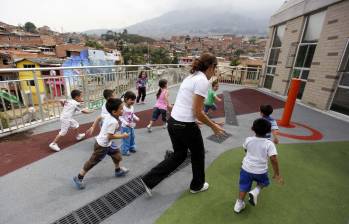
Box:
[155,89,168,110]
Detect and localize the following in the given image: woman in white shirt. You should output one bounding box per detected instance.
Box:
[141,53,225,196]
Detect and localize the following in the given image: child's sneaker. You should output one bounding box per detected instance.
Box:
[140,178,152,197]
[190,182,209,194]
[73,176,85,190]
[49,142,61,152]
[234,199,245,213]
[163,122,168,129]
[147,125,152,133]
[248,188,259,206]
[115,167,129,177]
[130,148,137,153]
[122,151,130,156]
[76,133,85,141]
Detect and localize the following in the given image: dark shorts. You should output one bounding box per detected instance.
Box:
[239,168,270,192]
[152,107,167,122]
[204,104,217,113]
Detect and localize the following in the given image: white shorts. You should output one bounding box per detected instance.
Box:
[59,118,79,136]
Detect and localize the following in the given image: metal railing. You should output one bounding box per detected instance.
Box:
[0,64,261,135]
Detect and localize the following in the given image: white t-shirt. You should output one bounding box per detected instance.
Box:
[60,99,81,120]
[171,71,209,122]
[119,105,139,128]
[101,102,109,119]
[96,114,119,147]
[241,136,278,174]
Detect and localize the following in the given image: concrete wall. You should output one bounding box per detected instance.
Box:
[302,0,349,110]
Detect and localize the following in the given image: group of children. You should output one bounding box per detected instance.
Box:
[48,73,283,214]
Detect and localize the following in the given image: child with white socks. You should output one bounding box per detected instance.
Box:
[234,118,283,213]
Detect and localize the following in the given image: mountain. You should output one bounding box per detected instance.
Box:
[83,8,270,38]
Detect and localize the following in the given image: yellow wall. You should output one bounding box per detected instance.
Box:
[16,60,45,105]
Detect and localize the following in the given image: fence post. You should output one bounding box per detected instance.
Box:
[32,70,45,122]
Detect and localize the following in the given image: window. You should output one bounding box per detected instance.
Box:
[290,11,326,99]
[29,80,35,86]
[264,24,285,89]
[331,39,349,115]
[23,64,35,68]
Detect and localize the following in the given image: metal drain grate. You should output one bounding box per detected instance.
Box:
[223,91,238,126]
[207,132,232,143]
[52,156,191,224]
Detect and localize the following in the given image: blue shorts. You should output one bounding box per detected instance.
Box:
[239,169,270,192]
[152,107,167,122]
[204,104,217,113]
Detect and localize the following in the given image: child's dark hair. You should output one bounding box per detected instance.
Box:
[138,71,147,79]
[71,89,82,99]
[260,104,273,116]
[156,79,168,99]
[212,80,219,87]
[123,91,136,101]
[252,118,271,137]
[106,98,123,114]
[103,89,115,100]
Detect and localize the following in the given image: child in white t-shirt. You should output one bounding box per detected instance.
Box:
[119,91,140,156]
[234,118,283,213]
[49,89,91,152]
[73,98,129,190]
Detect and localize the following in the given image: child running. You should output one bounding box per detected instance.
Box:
[49,89,91,152]
[73,98,129,190]
[120,91,140,156]
[260,104,279,144]
[204,80,221,116]
[146,79,172,132]
[234,118,283,213]
[136,71,148,104]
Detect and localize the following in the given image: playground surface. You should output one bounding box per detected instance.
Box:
[0,84,348,224]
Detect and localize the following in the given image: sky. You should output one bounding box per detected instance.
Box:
[0,0,285,32]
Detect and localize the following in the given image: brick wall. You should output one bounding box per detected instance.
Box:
[271,16,305,95]
[302,0,349,110]
[259,27,274,86]
[0,34,42,46]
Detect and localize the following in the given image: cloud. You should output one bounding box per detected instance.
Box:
[0,0,284,32]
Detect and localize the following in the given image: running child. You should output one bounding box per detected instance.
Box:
[234,118,283,213]
[136,71,148,104]
[146,79,172,132]
[120,91,140,156]
[49,89,91,152]
[73,98,129,190]
[204,80,221,116]
[260,104,279,144]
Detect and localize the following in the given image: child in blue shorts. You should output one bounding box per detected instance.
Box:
[234,118,283,213]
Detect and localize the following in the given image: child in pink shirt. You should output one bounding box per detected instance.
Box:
[147,79,172,132]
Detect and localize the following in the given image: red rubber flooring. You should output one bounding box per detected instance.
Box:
[0,89,283,176]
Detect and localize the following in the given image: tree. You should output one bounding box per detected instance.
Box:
[24,22,36,33]
[85,40,104,50]
[230,58,240,66]
[233,49,245,57]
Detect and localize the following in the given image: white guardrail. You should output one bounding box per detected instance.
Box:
[0,64,261,135]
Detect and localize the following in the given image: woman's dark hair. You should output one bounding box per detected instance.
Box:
[123,91,136,101]
[103,89,115,100]
[190,53,217,74]
[71,89,82,99]
[260,104,273,116]
[106,98,123,114]
[156,79,168,99]
[252,118,271,137]
[138,71,147,79]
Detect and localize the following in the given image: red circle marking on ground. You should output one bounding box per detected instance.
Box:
[276,121,323,141]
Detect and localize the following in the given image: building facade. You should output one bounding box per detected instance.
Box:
[261,0,349,116]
